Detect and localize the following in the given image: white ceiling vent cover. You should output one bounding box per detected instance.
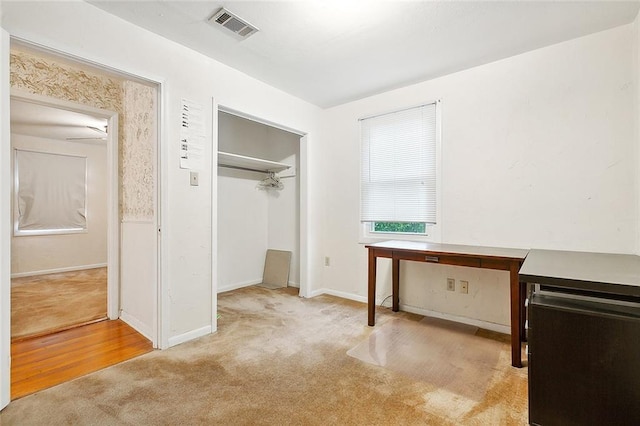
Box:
[209,8,259,40]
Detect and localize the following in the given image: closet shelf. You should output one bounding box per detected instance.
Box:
[218,151,291,173]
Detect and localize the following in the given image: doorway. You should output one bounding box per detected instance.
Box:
[9,96,118,340]
[7,43,160,343]
[3,43,161,401]
[216,107,306,297]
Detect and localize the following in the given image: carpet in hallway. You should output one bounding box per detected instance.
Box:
[11,267,107,339]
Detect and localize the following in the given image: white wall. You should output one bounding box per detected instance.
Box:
[10,134,108,276]
[267,150,300,286]
[120,221,155,340]
[0,1,322,346]
[218,113,300,291]
[635,15,640,254]
[217,168,269,290]
[321,24,638,330]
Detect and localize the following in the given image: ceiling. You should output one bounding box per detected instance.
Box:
[11,99,109,142]
[89,1,640,108]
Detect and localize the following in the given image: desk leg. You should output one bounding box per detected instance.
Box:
[519,281,527,342]
[510,262,523,368]
[392,258,400,312]
[368,249,377,326]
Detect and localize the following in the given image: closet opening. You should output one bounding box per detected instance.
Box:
[217,110,302,296]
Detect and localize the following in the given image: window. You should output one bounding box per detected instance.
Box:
[371,222,426,234]
[14,150,87,236]
[360,102,439,238]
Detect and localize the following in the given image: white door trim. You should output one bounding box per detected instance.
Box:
[211,98,219,334]
[1,27,12,411]
[157,82,169,349]
[298,134,310,298]
[8,90,121,321]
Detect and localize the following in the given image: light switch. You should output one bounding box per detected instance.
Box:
[190,171,199,186]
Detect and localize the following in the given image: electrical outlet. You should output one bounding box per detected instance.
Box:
[324,256,330,267]
[460,280,469,294]
[446,278,455,291]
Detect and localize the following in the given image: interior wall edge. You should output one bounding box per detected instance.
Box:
[0,26,13,411]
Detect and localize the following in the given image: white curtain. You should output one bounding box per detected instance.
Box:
[16,150,87,232]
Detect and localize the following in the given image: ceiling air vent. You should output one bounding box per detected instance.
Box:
[209,8,259,40]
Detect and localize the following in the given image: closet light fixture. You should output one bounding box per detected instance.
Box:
[208,8,259,40]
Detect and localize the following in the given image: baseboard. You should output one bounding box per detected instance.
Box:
[399,304,510,335]
[218,279,301,293]
[217,279,262,293]
[119,311,154,342]
[11,263,108,279]
[310,288,510,335]
[310,288,367,303]
[168,325,212,347]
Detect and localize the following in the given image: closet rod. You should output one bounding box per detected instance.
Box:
[218,163,277,174]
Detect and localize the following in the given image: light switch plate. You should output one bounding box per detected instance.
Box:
[190,171,199,186]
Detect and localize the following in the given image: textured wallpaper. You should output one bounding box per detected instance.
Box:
[122,80,156,220]
[10,50,123,114]
[10,49,156,221]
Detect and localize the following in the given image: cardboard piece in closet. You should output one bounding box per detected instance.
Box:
[259,249,292,289]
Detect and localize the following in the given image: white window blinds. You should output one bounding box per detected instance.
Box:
[15,150,87,233]
[360,103,437,224]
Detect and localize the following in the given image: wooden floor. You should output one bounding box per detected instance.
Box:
[11,319,153,400]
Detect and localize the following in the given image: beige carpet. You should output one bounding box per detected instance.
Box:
[11,268,108,339]
[349,317,506,403]
[0,286,528,425]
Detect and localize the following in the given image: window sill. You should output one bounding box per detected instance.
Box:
[358,233,439,245]
[14,228,88,237]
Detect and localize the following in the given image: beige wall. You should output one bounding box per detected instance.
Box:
[11,134,108,275]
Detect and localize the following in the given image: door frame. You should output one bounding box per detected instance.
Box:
[9,90,121,319]
[1,27,10,411]
[1,37,165,408]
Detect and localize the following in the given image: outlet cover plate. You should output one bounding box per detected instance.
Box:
[446,278,455,291]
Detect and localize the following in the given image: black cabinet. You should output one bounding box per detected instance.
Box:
[528,292,640,426]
